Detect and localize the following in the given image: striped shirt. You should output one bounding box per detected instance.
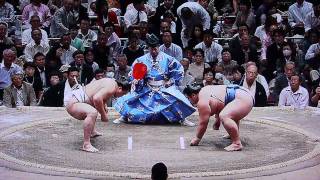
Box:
[195,42,223,63]
[22,3,52,28]
[159,43,183,61]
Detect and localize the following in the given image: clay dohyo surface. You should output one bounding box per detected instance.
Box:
[0,115,316,174]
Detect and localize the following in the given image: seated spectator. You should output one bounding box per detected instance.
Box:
[276,42,297,73]
[84,48,99,72]
[70,25,85,51]
[3,71,37,108]
[69,50,94,85]
[151,162,168,180]
[59,64,70,81]
[33,52,50,88]
[77,17,97,48]
[305,30,320,71]
[24,29,50,62]
[203,69,215,86]
[232,0,256,34]
[50,0,77,37]
[278,73,309,109]
[304,1,320,32]
[22,15,49,46]
[188,48,211,84]
[92,33,112,70]
[0,22,15,61]
[47,0,63,15]
[230,65,245,85]
[23,62,43,100]
[178,57,195,92]
[288,0,313,32]
[240,64,267,107]
[302,28,319,55]
[159,31,183,61]
[124,0,148,30]
[73,0,88,23]
[162,11,177,34]
[41,66,79,107]
[114,54,130,82]
[91,68,105,82]
[122,34,144,66]
[105,63,115,79]
[0,0,14,26]
[104,22,121,58]
[56,33,77,65]
[187,24,204,49]
[310,81,320,107]
[195,30,222,66]
[246,61,270,97]
[126,2,155,17]
[230,33,258,66]
[38,71,61,105]
[22,0,52,29]
[217,48,238,80]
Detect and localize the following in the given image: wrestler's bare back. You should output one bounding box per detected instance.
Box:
[198,85,227,115]
[85,78,118,104]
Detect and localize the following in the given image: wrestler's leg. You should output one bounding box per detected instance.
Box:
[219,98,252,151]
[67,102,99,152]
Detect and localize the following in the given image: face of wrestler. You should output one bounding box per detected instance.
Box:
[187,93,199,106]
[115,87,128,97]
[149,47,159,59]
[67,71,79,85]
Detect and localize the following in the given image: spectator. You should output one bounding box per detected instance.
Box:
[187,24,204,49]
[56,33,77,65]
[232,0,256,34]
[77,17,97,48]
[41,66,79,107]
[104,22,121,59]
[50,0,77,37]
[24,29,50,62]
[195,30,223,66]
[73,0,88,23]
[177,1,210,47]
[23,62,43,100]
[231,65,245,85]
[0,49,22,79]
[114,54,130,82]
[230,33,258,66]
[84,48,99,72]
[92,68,105,82]
[179,57,195,92]
[151,162,168,180]
[3,71,37,108]
[188,48,211,84]
[33,52,49,88]
[59,64,70,81]
[124,0,148,30]
[122,34,144,66]
[0,0,14,24]
[0,22,15,62]
[92,32,112,70]
[288,0,313,31]
[305,29,320,70]
[310,82,320,107]
[70,25,85,51]
[278,73,309,109]
[203,69,215,86]
[22,0,52,29]
[276,42,297,73]
[240,64,267,107]
[304,1,320,32]
[22,15,49,46]
[217,48,238,80]
[159,31,183,61]
[70,50,94,85]
[105,63,115,79]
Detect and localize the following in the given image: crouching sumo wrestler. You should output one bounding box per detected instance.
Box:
[184,84,254,151]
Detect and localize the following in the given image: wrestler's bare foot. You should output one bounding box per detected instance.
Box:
[82,143,99,153]
[222,134,231,139]
[224,143,242,151]
[91,130,103,138]
[190,137,201,146]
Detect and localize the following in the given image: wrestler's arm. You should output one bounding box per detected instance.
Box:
[190,101,211,146]
[92,90,111,122]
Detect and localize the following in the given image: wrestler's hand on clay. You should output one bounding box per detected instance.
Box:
[101,113,108,122]
[190,137,201,146]
[213,115,221,130]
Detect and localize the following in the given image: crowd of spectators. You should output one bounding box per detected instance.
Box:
[0,0,320,109]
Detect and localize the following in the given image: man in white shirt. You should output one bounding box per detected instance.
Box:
[22,15,49,45]
[77,17,97,48]
[305,31,320,70]
[195,30,222,65]
[159,31,183,61]
[24,29,50,62]
[177,1,210,48]
[279,73,309,109]
[288,0,313,29]
[57,33,77,65]
[304,2,320,32]
[124,0,148,30]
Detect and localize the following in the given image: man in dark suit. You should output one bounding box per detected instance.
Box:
[240,64,267,107]
[69,50,94,85]
[41,66,79,107]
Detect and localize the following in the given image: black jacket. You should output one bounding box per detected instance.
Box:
[41,80,66,107]
[70,62,94,85]
[240,80,267,107]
